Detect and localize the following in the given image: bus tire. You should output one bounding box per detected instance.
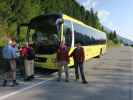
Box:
[95,49,102,58]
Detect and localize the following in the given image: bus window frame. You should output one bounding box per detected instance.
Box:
[63,20,74,48]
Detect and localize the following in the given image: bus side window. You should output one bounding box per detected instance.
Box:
[63,20,72,47]
[64,28,72,47]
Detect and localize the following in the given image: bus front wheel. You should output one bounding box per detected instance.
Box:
[95,49,102,58]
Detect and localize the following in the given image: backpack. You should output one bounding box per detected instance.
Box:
[27,48,35,60]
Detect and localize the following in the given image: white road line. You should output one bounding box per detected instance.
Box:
[0,79,52,100]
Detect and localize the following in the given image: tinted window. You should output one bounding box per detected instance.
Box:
[32,31,59,54]
[73,23,92,46]
[73,22,106,45]
[63,20,72,47]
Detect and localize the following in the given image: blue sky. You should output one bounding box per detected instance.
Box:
[76,0,133,41]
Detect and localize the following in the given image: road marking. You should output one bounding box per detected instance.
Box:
[0,79,52,100]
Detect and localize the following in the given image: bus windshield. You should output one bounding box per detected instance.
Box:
[32,31,59,54]
[28,14,62,54]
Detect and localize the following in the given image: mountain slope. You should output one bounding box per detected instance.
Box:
[117,35,133,45]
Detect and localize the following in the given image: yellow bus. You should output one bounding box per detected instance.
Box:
[17,13,107,70]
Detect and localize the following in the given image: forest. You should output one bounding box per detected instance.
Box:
[0,0,119,46]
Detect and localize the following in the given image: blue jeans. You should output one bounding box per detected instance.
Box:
[74,61,86,82]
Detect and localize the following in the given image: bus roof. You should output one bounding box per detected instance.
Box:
[24,13,106,37]
[28,13,62,29]
[62,14,106,36]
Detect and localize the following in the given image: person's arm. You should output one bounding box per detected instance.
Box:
[70,49,75,57]
[81,48,85,62]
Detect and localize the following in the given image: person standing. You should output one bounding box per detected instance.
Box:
[2,39,18,86]
[23,43,35,81]
[70,43,88,84]
[11,39,18,86]
[19,43,28,78]
[56,41,69,82]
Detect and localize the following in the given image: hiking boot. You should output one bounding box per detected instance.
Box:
[57,78,61,82]
[30,75,34,79]
[2,80,7,87]
[75,77,79,81]
[82,80,88,84]
[65,79,69,82]
[24,77,31,81]
[11,80,19,87]
[29,75,35,80]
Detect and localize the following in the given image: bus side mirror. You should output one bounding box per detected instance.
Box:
[56,19,64,32]
[56,18,64,25]
[60,19,64,24]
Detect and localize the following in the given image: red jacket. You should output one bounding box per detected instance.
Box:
[56,46,69,62]
[20,47,28,57]
[70,47,85,63]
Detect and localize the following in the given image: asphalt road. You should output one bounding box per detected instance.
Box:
[0,47,133,100]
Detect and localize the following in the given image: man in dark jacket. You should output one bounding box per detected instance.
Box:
[70,43,88,84]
